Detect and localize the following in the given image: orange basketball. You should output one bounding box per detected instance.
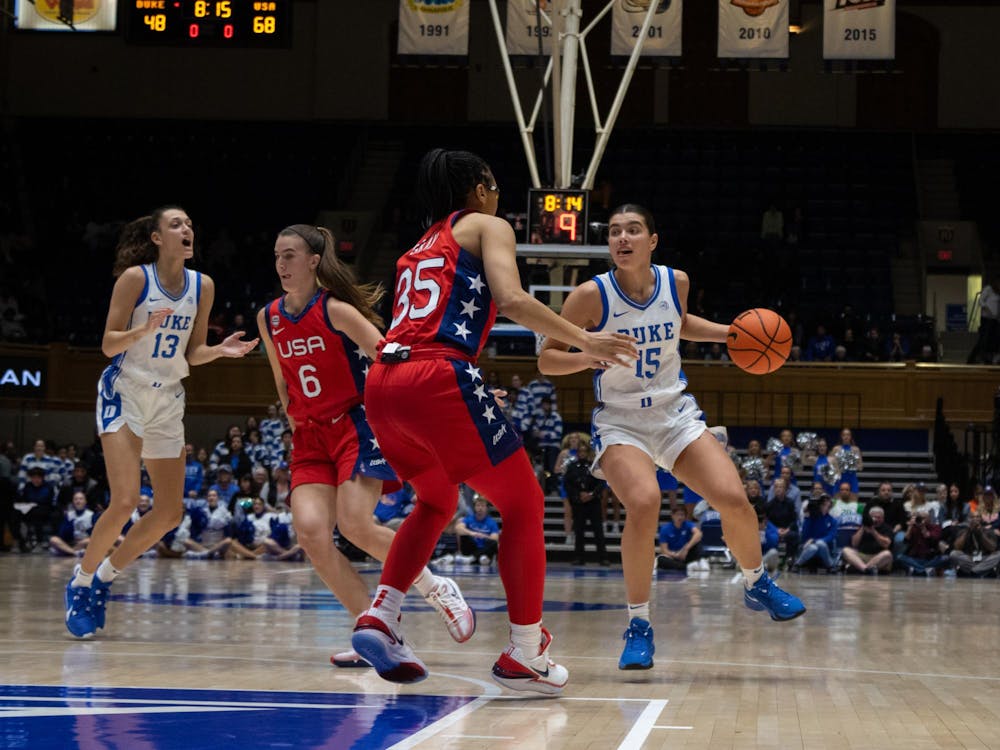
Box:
[727,308,792,375]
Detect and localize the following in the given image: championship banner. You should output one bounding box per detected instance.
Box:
[14,0,118,31]
[397,0,469,56]
[718,0,788,59]
[823,0,895,60]
[611,0,682,57]
[506,0,554,56]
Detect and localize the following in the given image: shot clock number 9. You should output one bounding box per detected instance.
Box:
[527,189,589,246]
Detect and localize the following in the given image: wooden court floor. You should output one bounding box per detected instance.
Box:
[1,555,999,750]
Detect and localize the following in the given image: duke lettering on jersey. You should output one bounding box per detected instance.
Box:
[615,322,675,346]
[159,315,193,331]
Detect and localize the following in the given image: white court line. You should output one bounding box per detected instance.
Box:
[617,699,668,750]
[441,735,516,740]
[268,567,314,575]
[385,673,501,750]
[0,695,377,710]
[653,725,693,730]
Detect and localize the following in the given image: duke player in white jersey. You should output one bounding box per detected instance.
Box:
[64,206,258,638]
[539,204,805,671]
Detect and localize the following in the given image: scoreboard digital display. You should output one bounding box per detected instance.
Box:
[125,0,290,46]
[527,189,589,245]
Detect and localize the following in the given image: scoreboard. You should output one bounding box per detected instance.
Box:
[125,0,290,46]
[526,189,589,246]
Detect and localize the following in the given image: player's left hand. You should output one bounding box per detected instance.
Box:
[491,388,508,409]
[218,331,260,358]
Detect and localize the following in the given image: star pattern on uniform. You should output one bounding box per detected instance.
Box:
[473,384,488,402]
[354,346,367,360]
[464,363,482,381]
[482,405,497,423]
[370,437,380,450]
[362,364,369,377]
[468,274,486,294]
[453,321,471,340]
[459,297,481,318]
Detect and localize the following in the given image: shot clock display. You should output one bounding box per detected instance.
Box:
[126,0,290,46]
[527,189,589,245]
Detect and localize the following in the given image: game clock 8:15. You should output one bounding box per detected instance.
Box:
[125,0,290,47]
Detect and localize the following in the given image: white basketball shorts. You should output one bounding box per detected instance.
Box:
[591,393,707,476]
[96,373,185,460]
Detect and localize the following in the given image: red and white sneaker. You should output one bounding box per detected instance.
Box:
[330,649,371,668]
[424,576,476,643]
[491,626,569,695]
[351,614,428,684]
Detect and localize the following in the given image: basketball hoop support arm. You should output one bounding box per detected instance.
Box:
[487,0,655,191]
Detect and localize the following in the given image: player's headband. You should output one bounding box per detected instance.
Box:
[283,226,324,255]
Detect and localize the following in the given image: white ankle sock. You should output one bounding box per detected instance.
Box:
[510,621,542,656]
[96,558,121,584]
[743,564,765,588]
[627,602,650,622]
[368,585,405,623]
[412,568,435,597]
[71,565,94,588]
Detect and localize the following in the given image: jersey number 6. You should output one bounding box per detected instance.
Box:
[298,364,322,398]
[390,257,446,329]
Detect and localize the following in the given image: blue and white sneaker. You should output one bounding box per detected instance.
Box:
[90,577,113,631]
[618,617,654,670]
[64,577,96,639]
[744,572,806,621]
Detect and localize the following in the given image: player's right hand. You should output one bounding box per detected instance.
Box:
[142,308,174,335]
[580,331,638,367]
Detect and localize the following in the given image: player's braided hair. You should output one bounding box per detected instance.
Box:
[278,224,385,329]
[113,205,186,277]
[416,148,492,228]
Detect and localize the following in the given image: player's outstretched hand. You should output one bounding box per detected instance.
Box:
[580,331,638,367]
[491,388,509,409]
[218,331,260,358]
[142,308,175,336]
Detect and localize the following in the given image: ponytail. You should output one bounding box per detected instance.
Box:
[278,224,385,328]
[112,205,185,277]
[416,148,492,228]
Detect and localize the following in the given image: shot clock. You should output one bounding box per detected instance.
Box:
[526,189,589,245]
[125,0,290,46]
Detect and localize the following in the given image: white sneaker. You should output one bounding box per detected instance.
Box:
[453,554,475,564]
[478,554,492,566]
[492,626,569,695]
[351,614,427,684]
[699,558,711,571]
[183,550,209,559]
[425,576,476,643]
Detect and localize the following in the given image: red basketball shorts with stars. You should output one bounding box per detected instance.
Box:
[364,356,523,484]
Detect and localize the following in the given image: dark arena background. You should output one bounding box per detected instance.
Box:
[0,2,998,749]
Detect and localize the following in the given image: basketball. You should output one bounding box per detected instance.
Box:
[727,308,792,375]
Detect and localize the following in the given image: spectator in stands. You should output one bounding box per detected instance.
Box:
[841,328,860,361]
[454,496,500,566]
[765,430,796,482]
[210,465,238,509]
[533,398,563,494]
[194,446,211,483]
[903,482,939,524]
[861,325,883,363]
[811,438,836,495]
[251,465,272,505]
[897,510,950,576]
[830,481,862,520]
[968,275,998,364]
[554,432,587,545]
[703,343,729,361]
[209,424,243,476]
[49,491,97,557]
[941,483,964,524]
[183,444,204,500]
[756,501,781,574]
[373,486,413,531]
[832,346,849,364]
[244,428,269,469]
[950,510,1000,576]
[269,462,292,508]
[657,506,706,573]
[805,324,836,362]
[526,369,557,412]
[766,478,800,559]
[787,345,802,363]
[885,331,910,362]
[791,495,838,573]
[831,428,863,494]
[863,481,907,553]
[198,489,234,558]
[745,479,765,508]
[916,344,937,363]
[277,429,293,465]
[767,465,802,516]
[760,202,784,242]
[564,442,608,566]
[57,463,101,511]
[840,506,893,574]
[19,466,59,547]
[54,446,74,488]
[977,485,998,526]
[17,438,61,492]
[259,403,285,464]
[221,434,253,480]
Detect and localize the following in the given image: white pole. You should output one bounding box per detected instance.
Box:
[557,0,583,188]
[486,0,542,188]
[581,0,657,190]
